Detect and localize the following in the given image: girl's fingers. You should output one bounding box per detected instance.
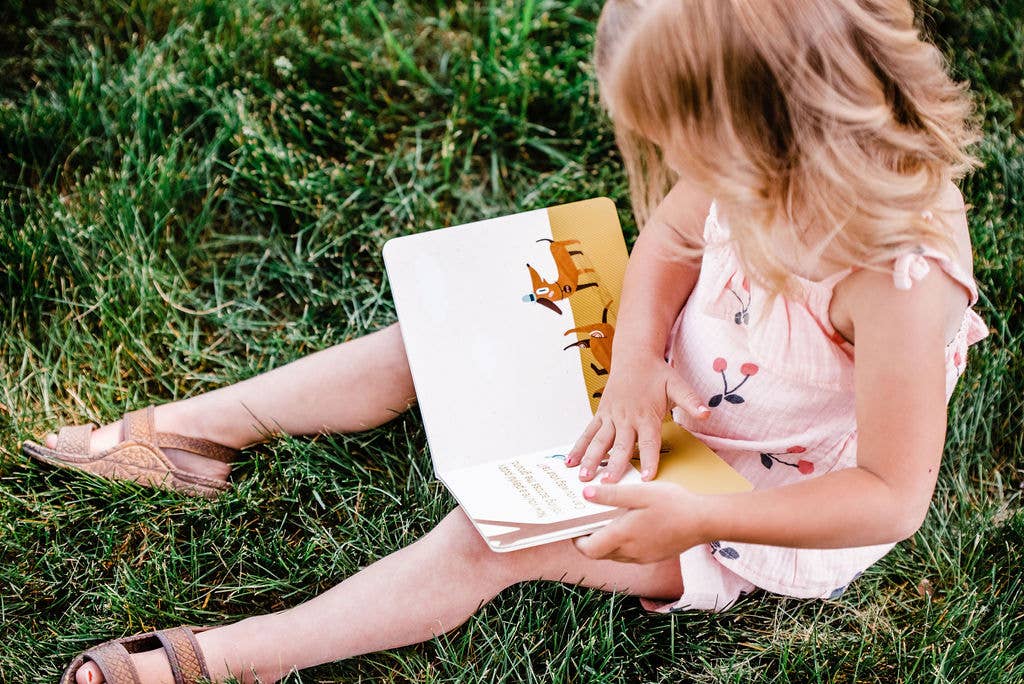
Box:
[579,420,616,481]
[635,420,662,481]
[600,425,637,484]
[666,374,711,420]
[574,528,623,560]
[566,416,603,467]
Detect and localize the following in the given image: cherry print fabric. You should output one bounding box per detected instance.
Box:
[644,202,989,612]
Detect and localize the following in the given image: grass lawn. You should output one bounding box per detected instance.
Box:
[1,0,1021,681]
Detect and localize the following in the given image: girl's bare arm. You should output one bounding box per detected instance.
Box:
[575,260,960,560]
[567,181,713,481]
[707,260,958,546]
[610,182,712,364]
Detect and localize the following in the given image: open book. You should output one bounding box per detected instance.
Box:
[383,198,752,552]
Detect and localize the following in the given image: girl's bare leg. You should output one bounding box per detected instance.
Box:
[45,324,416,478]
[77,507,683,683]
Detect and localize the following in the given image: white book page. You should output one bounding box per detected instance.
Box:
[442,446,642,529]
[384,210,594,475]
[479,520,616,552]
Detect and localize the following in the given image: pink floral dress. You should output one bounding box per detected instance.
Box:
[643,202,989,613]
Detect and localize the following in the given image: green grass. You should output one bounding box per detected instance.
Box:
[1,0,1022,681]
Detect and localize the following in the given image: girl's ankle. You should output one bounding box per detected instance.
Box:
[158,401,245,450]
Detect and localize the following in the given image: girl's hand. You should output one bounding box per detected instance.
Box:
[565,356,709,483]
[573,482,706,564]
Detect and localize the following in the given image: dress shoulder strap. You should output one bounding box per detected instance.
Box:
[891,245,979,306]
[703,201,729,242]
[891,210,980,306]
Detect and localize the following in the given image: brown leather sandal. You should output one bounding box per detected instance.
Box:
[22,406,238,499]
[60,625,216,684]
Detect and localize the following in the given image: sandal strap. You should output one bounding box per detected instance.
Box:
[125,407,237,463]
[55,424,96,454]
[155,627,211,684]
[123,406,156,445]
[83,641,142,684]
[156,433,238,464]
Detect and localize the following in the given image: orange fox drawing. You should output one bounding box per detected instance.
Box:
[521,239,599,314]
[563,302,615,397]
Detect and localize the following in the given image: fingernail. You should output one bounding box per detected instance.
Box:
[697,406,711,418]
[580,467,590,478]
[642,468,652,480]
[583,486,596,499]
[601,474,612,483]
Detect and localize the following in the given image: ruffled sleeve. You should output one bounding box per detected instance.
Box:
[892,250,933,291]
[891,245,989,399]
[891,245,988,346]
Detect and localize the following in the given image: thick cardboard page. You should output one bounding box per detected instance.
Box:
[384,198,752,552]
[439,444,640,551]
[383,199,626,475]
[438,420,753,552]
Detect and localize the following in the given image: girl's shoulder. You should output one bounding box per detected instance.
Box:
[937,182,976,280]
[829,182,976,346]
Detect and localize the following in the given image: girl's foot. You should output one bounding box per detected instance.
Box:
[69,626,258,684]
[75,645,178,684]
[41,403,235,483]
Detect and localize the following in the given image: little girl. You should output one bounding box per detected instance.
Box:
[27,0,988,681]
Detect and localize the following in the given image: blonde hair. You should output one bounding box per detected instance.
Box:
[595,0,654,109]
[599,0,980,294]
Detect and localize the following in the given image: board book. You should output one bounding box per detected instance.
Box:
[383,198,752,552]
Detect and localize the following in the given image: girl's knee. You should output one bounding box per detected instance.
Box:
[381,322,408,355]
[383,323,414,376]
[435,508,495,560]
[433,508,517,583]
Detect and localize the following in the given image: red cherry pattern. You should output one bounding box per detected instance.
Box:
[953,350,965,375]
[709,357,757,407]
[710,540,740,559]
[760,446,814,475]
[828,571,864,600]
[728,274,752,325]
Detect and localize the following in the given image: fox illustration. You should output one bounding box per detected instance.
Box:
[521,239,599,315]
[563,302,615,397]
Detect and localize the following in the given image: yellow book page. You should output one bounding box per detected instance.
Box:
[546,198,751,495]
[634,420,754,493]
[546,198,627,414]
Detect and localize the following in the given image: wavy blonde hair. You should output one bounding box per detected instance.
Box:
[598,0,980,294]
